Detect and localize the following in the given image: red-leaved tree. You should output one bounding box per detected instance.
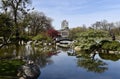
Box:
[47,29,59,38]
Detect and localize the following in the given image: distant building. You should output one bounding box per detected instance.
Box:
[60,20,69,38]
[61,20,69,30]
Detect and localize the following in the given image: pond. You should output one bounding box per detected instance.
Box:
[0,44,120,79]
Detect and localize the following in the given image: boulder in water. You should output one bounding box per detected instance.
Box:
[18,61,40,79]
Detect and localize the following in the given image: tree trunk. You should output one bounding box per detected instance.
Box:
[14,10,20,44]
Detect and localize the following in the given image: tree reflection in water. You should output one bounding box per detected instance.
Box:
[77,53,108,73]
[0,44,60,67]
[99,53,120,61]
[0,44,59,78]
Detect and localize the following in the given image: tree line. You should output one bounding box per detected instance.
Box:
[70,20,120,40]
[90,20,120,36]
[0,0,58,45]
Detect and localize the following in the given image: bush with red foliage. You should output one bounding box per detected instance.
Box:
[47,29,59,38]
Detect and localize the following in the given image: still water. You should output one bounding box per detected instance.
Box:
[0,44,120,79]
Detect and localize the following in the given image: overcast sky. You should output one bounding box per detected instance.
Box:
[32,0,120,29]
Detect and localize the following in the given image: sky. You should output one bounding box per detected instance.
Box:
[32,0,120,29]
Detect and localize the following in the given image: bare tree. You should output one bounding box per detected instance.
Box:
[26,11,53,36]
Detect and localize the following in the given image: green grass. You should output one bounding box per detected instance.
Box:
[0,59,25,78]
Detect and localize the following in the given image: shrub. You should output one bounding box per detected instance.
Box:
[101,40,120,51]
[32,34,52,42]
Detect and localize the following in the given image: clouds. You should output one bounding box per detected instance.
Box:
[32,0,120,29]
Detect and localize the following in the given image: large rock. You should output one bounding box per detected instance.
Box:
[74,46,81,51]
[18,62,40,79]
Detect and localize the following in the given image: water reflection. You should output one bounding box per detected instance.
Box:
[77,55,108,73]
[0,45,120,79]
[0,44,59,79]
[99,53,120,61]
[0,44,59,67]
